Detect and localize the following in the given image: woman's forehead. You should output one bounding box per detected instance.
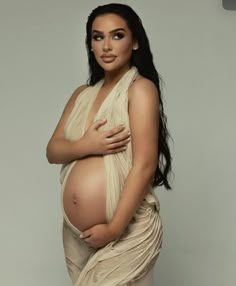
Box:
[92,14,129,31]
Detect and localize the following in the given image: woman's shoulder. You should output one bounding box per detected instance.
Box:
[128,75,158,99]
[62,84,89,111]
[72,84,89,98]
[67,84,89,103]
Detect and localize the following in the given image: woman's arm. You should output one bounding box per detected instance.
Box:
[46,85,89,164]
[109,77,159,236]
[46,85,131,164]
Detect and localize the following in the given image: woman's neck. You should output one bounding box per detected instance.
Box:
[103,65,131,86]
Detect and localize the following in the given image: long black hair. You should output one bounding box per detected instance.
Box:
[85,3,173,190]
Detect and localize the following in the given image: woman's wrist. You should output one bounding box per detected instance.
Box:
[72,137,89,158]
[108,221,124,240]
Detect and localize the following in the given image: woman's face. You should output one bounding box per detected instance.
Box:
[91,13,138,73]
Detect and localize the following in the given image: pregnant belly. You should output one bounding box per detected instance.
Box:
[63,156,107,231]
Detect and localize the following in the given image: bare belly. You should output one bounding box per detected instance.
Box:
[63,156,107,231]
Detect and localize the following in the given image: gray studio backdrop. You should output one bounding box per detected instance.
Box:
[0,1,235,285]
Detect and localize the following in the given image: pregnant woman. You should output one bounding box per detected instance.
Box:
[46,3,172,286]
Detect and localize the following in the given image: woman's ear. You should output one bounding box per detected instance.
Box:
[133,39,139,51]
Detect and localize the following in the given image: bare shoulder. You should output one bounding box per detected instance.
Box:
[48,84,89,140]
[127,75,159,166]
[128,75,159,101]
[70,84,89,102]
[61,83,89,116]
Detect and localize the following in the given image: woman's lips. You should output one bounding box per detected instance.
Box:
[101,55,117,63]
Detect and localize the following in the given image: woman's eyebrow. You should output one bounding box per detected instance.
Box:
[92,28,126,34]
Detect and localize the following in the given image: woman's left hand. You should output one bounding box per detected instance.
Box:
[79,223,118,249]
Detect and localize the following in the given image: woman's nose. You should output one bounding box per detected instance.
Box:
[103,38,112,51]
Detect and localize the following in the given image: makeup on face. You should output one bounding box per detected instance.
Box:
[91,14,136,73]
[92,28,126,41]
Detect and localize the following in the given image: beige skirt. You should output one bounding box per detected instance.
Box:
[62,198,163,286]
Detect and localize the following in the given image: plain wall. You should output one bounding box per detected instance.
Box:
[0,0,235,285]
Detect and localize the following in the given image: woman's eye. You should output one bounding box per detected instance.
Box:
[92,33,124,41]
[93,35,103,41]
[113,33,124,40]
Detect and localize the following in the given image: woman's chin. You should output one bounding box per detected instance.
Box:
[98,61,131,74]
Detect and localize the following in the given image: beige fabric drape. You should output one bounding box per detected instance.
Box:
[60,67,163,285]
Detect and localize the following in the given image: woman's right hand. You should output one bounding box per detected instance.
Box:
[82,119,131,155]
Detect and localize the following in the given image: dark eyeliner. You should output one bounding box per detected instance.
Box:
[113,32,125,39]
[92,34,103,40]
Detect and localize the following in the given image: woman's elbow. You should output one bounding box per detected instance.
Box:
[46,142,55,164]
[145,161,157,177]
[133,159,157,178]
[46,153,54,164]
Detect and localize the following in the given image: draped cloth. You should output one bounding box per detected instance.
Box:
[60,67,163,285]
